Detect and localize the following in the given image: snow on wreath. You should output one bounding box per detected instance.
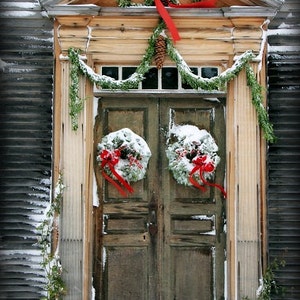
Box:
[97,128,151,196]
[165,124,226,198]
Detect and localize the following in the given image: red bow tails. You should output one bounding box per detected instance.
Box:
[100,149,134,197]
[189,155,227,198]
[155,0,217,42]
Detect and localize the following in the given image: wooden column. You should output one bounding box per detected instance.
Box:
[227,63,263,299]
[82,54,94,300]
[60,60,84,299]
[53,51,94,299]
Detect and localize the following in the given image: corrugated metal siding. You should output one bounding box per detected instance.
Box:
[0,1,53,298]
[267,1,300,299]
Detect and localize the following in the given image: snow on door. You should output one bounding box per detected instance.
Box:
[93,97,226,300]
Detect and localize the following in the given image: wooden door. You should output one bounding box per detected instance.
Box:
[93,96,226,300]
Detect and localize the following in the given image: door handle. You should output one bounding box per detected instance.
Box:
[148,193,158,237]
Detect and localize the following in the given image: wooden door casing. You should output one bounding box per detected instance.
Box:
[93,97,226,300]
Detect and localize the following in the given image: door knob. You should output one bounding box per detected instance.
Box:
[148,193,158,237]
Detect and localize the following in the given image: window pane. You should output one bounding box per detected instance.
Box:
[142,68,158,89]
[162,67,178,89]
[122,67,136,79]
[182,67,198,89]
[201,67,218,78]
[102,67,118,79]
[122,67,138,89]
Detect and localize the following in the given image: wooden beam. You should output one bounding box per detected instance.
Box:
[82,54,94,300]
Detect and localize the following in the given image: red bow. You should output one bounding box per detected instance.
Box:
[155,0,216,42]
[100,149,134,197]
[189,155,227,198]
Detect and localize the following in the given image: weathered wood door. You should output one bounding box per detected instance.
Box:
[94,96,226,300]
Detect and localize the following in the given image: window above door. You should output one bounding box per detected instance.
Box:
[100,65,220,91]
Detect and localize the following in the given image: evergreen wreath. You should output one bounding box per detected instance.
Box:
[68,21,276,143]
[97,128,151,196]
[166,124,226,197]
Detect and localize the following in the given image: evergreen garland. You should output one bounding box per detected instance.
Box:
[37,174,66,299]
[68,22,276,143]
[117,0,154,7]
[245,64,276,143]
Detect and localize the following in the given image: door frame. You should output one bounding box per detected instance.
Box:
[53,60,267,299]
[92,94,227,299]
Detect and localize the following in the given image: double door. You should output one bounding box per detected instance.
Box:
[93,96,226,300]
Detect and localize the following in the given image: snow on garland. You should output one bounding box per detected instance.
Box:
[97,128,151,196]
[166,124,226,198]
[68,21,276,143]
[37,173,66,299]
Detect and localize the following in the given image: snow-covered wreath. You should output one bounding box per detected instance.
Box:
[97,128,151,196]
[165,124,226,198]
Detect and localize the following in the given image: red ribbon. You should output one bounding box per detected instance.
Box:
[155,0,216,42]
[155,0,180,42]
[100,149,134,197]
[189,155,227,198]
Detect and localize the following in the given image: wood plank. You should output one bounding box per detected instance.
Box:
[173,219,213,234]
[82,54,94,300]
[89,27,233,41]
[56,16,94,26]
[103,202,149,214]
[178,28,233,40]
[91,53,231,65]
[233,27,263,38]
[58,38,89,51]
[90,28,153,39]
[52,20,63,254]
[257,53,268,272]
[172,17,235,29]
[89,16,159,28]
[58,25,89,37]
[103,233,150,245]
[169,234,215,246]
[233,40,262,53]
[170,203,219,216]
[229,17,266,27]
[88,41,148,55]
[176,40,234,55]
[88,38,234,56]
[225,55,237,300]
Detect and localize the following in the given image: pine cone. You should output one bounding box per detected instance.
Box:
[155,35,166,69]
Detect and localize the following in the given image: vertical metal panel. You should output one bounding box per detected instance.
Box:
[0,0,53,298]
[267,0,300,299]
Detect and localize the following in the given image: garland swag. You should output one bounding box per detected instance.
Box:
[68,22,276,143]
[37,174,66,299]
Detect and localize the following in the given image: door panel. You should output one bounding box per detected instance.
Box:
[94,97,226,300]
[160,99,226,300]
[94,97,159,300]
[172,247,213,299]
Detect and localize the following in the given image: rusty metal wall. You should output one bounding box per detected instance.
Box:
[267,1,300,299]
[0,1,53,298]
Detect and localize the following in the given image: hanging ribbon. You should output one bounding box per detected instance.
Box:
[155,0,216,42]
[189,155,227,198]
[155,0,180,42]
[100,149,134,197]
